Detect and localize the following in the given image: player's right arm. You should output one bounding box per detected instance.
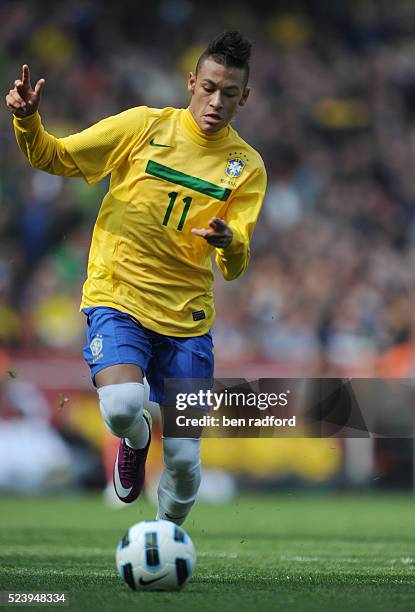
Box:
[6,64,148,184]
[6,64,82,178]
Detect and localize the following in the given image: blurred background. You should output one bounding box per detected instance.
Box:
[1,0,415,503]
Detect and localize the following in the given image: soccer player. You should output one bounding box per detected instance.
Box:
[6,31,267,525]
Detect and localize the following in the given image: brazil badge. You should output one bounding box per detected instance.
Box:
[225,157,245,178]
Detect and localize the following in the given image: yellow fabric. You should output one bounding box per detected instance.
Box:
[14,107,267,336]
[201,438,342,481]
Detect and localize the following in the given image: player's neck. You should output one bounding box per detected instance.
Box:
[181,108,229,147]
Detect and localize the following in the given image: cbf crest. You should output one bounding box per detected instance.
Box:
[90,334,103,361]
[225,158,245,178]
[225,152,248,179]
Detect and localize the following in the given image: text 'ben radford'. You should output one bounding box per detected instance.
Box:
[176,415,296,427]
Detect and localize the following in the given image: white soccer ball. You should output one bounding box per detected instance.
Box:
[116,520,196,591]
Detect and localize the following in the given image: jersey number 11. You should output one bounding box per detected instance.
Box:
[162,191,192,231]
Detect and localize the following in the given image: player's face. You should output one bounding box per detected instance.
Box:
[187,58,250,133]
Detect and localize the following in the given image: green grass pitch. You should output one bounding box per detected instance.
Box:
[0,493,414,611]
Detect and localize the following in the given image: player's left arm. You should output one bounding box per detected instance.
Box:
[192,163,267,280]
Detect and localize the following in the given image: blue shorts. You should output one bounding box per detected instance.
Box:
[82,307,214,405]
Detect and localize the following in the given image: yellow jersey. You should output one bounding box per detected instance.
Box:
[14,106,267,336]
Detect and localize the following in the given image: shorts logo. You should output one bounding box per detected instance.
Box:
[90,334,103,361]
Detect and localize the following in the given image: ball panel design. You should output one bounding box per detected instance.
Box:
[121,562,136,591]
[175,558,189,586]
[144,531,160,568]
[116,520,196,591]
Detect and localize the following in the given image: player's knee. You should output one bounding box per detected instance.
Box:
[98,382,144,436]
[163,438,201,475]
[171,454,199,475]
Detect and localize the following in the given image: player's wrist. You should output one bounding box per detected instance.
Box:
[220,235,233,249]
[13,110,41,129]
[13,109,37,119]
[13,108,39,119]
[219,227,244,253]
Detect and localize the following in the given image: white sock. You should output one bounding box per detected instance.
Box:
[157,437,201,525]
[125,414,150,450]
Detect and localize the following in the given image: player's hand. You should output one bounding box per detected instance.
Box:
[191,217,233,248]
[5,64,45,118]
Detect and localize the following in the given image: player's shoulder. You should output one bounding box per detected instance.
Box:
[228,125,266,176]
[113,106,179,134]
[115,105,149,120]
[121,106,180,132]
[146,106,178,117]
[104,105,150,134]
[145,106,181,124]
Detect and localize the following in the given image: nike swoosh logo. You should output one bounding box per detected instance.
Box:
[149,138,171,147]
[114,452,133,498]
[139,573,169,586]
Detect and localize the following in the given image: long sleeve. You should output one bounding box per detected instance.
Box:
[13,106,149,184]
[215,164,267,281]
[13,111,82,178]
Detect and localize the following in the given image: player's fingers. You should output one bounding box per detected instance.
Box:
[14,81,27,97]
[34,78,45,96]
[191,228,212,238]
[22,64,31,87]
[8,90,26,107]
[6,94,24,111]
[10,88,25,101]
[5,93,16,108]
[5,99,16,110]
[206,234,225,246]
[209,217,227,230]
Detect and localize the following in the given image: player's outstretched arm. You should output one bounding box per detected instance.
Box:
[5,64,45,118]
[7,65,149,184]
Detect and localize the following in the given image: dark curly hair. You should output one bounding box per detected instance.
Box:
[196,31,252,85]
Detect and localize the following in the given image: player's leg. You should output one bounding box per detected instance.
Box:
[146,332,214,525]
[156,426,202,526]
[83,307,153,503]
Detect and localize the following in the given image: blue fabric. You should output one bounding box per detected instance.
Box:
[82,306,214,404]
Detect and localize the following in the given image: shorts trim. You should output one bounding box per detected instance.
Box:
[91,360,146,387]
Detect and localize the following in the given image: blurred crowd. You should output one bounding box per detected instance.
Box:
[2,0,415,376]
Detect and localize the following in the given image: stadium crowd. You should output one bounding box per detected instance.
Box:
[2,0,415,377]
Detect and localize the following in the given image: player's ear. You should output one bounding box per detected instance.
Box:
[238,86,250,107]
[188,72,196,95]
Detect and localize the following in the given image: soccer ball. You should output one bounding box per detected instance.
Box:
[116,520,196,591]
